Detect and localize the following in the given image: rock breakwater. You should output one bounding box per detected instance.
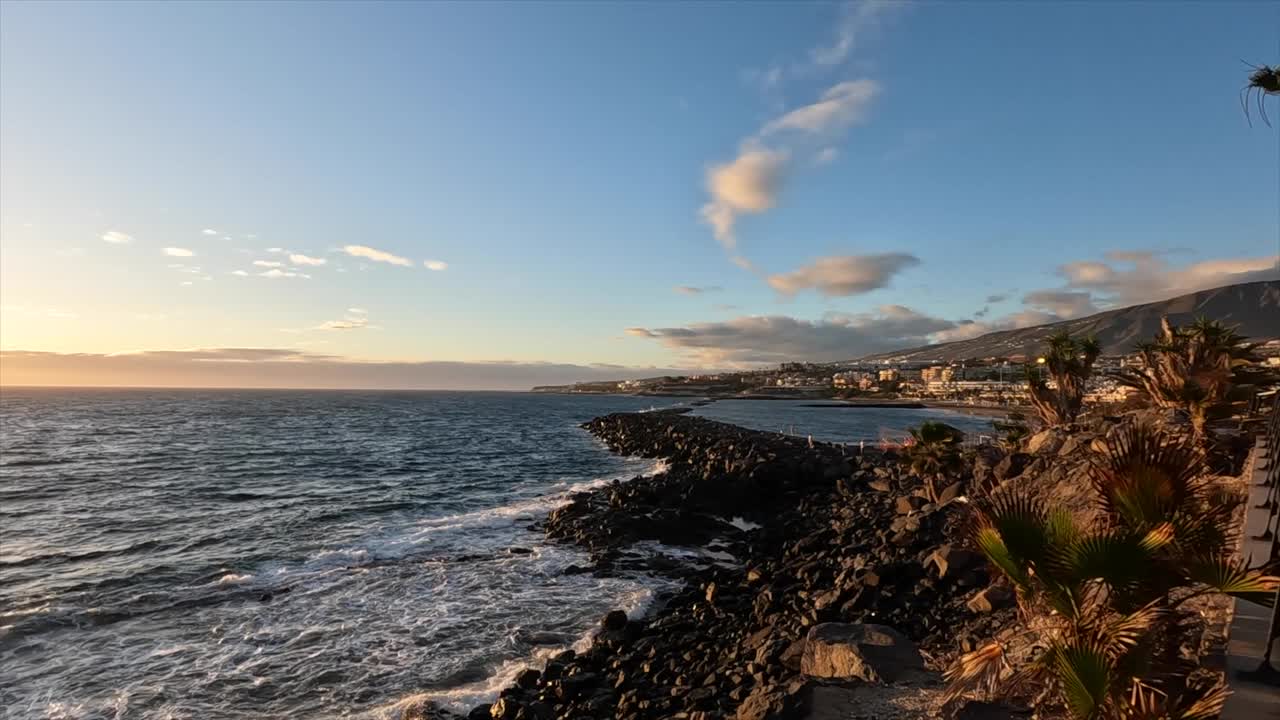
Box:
[425,409,1019,720]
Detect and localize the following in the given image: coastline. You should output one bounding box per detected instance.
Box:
[419,408,1015,719]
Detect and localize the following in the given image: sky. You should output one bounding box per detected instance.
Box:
[1,1,1278,389]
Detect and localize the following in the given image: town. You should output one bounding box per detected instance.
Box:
[533,339,1280,409]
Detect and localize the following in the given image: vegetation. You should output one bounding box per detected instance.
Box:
[992,411,1031,451]
[1240,61,1279,127]
[1120,317,1273,441]
[944,423,1278,719]
[1027,331,1102,427]
[905,421,966,502]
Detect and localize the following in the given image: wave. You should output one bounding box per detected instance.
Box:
[368,585,665,718]
[0,539,163,569]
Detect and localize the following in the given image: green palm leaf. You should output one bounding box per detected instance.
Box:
[1183,556,1280,605]
[1052,640,1113,720]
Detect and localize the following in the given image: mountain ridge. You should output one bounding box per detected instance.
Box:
[859,281,1280,362]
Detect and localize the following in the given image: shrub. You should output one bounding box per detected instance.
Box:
[1027,332,1101,427]
[1120,316,1275,441]
[944,422,1278,719]
[905,421,966,502]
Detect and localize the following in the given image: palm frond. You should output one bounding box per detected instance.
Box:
[943,641,1008,705]
[1182,556,1280,604]
[1052,640,1113,720]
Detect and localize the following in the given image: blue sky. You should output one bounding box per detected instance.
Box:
[1,1,1277,388]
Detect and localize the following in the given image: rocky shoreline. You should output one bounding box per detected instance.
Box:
[420,409,1032,720]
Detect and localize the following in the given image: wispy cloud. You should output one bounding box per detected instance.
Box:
[315,310,371,330]
[163,247,194,257]
[347,307,368,314]
[101,230,133,244]
[259,268,310,279]
[759,79,880,136]
[423,260,448,271]
[767,253,920,297]
[343,245,411,267]
[253,260,283,268]
[202,229,219,236]
[230,270,249,277]
[674,285,723,296]
[810,0,897,67]
[289,253,327,266]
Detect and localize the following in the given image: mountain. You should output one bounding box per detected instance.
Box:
[860,281,1280,362]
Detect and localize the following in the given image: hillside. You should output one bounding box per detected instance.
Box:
[860,281,1280,362]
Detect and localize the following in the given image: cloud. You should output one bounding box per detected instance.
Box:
[767,253,920,297]
[674,285,723,296]
[699,147,789,249]
[311,309,373,331]
[289,253,327,266]
[202,229,219,236]
[985,293,1008,304]
[423,260,448,271]
[1022,289,1100,319]
[231,270,249,276]
[253,260,283,268]
[627,305,956,364]
[814,147,840,165]
[259,269,310,279]
[163,247,194,257]
[760,79,880,136]
[928,309,1061,344]
[810,0,896,67]
[343,245,411,267]
[937,251,1280,346]
[699,79,879,256]
[266,247,285,253]
[0,349,700,391]
[1056,251,1279,306]
[101,231,133,244]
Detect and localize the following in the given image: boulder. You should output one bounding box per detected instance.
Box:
[734,684,790,720]
[895,496,925,515]
[935,481,964,505]
[966,586,1014,614]
[601,610,628,632]
[925,544,983,579]
[992,453,1031,482]
[515,668,540,689]
[800,623,924,683]
[1025,429,1064,456]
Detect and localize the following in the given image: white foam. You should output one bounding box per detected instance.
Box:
[726,516,762,532]
[216,573,254,586]
[371,585,666,717]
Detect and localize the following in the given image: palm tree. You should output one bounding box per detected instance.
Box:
[1027,332,1102,427]
[944,423,1277,718]
[905,421,965,502]
[1119,316,1271,440]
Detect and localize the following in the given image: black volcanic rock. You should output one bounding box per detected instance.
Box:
[494,410,1016,719]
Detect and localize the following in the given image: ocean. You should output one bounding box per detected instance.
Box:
[0,389,992,719]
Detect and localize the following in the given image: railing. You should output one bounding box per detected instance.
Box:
[1240,391,1280,683]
